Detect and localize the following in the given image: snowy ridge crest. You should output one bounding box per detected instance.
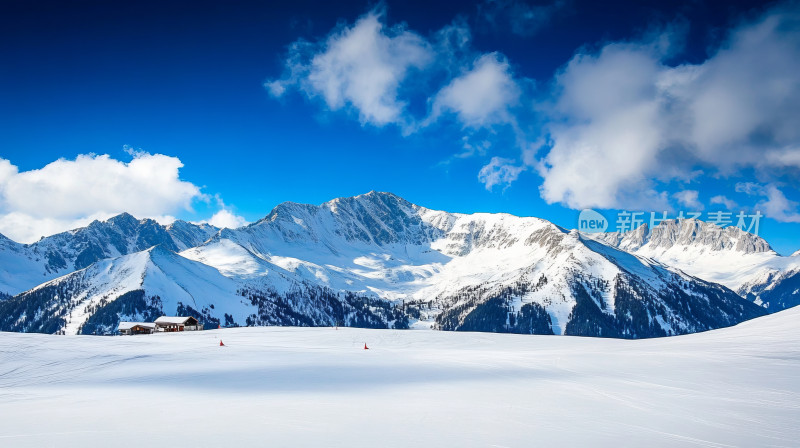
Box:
[594,219,774,255]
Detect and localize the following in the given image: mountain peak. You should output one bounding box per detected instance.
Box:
[106,212,140,226]
[239,191,441,250]
[324,191,411,209]
[110,211,136,219]
[168,219,216,229]
[360,190,402,200]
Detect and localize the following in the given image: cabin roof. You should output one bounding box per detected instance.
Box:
[118,322,156,330]
[155,316,198,325]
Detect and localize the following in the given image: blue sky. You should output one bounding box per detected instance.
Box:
[1,0,799,254]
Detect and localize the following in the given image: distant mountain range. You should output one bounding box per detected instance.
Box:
[3,191,795,337]
[590,218,800,311]
[0,213,217,295]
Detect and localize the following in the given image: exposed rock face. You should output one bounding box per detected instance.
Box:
[596,219,773,255]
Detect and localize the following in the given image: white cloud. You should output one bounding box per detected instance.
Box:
[478,157,526,190]
[264,80,286,98]
[0,153,237,243]
[759,185,800,223]
[266,8,530,139]
[735,182,763,196]
[267,9,433,127]
[200,196,249,229]
[206,209,248,229]
[710,195,738,210]
[266,7,536,187]
[536,3,800,209]
[764,147,800,167]
[536,41,676,209]
[673,190,703,210]
[735,182,800,223]
[429,53,521,128]
[0,212,108,245]
[0,153,202,220]
[265,3,800,201]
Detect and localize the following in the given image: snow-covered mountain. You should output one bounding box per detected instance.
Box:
[590,219,800,311]
[0,245,244,334]
[180,192,764,337]
[591,219,776,289]
[0,244,406,334]
[0,213,218,295]
[0,192,770,336]
[738,267,800,311]
[0,233,57,297]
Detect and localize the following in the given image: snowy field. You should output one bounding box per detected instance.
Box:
[1,310,798,447]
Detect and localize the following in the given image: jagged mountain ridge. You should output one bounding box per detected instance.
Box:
[430,230,765,337]
[0,213,218,295]
[738,267,800,311]
[0,192,772,336]
[594,218,774,255]
[180,192,765,337]
[590,218,800,311]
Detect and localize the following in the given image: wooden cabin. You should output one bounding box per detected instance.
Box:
[154,316,203,332]
[118,322,156,335]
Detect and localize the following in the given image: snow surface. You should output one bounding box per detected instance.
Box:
[0,308,797,447]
